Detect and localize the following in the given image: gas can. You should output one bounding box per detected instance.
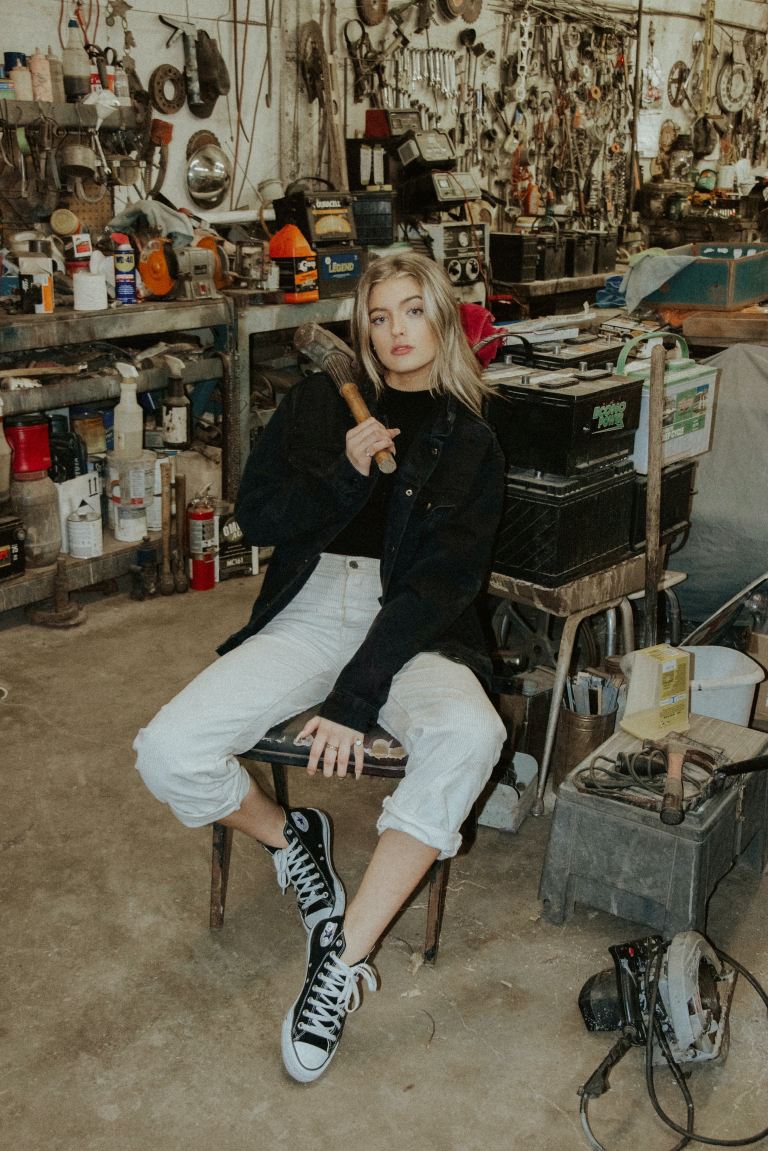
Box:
[188,498,216,590]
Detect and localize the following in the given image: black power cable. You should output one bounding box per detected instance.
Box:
[579,936,768,1151]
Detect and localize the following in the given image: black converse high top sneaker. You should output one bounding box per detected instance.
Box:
[268,808,345,932]
[281,916,378,1082]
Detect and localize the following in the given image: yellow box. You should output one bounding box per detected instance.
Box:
[620,643,690,740]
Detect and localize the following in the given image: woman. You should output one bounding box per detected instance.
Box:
[135,250,507,1083]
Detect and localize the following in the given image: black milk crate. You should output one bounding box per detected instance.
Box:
[536,232,566,280]
[593,231,619,273]
[493,461,634,586]
[630,459,697,550]
[351,192,397,247]
[490,232,539,284]
[565,232,598,277]
[486,373,643,475]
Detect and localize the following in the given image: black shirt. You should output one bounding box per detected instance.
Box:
[327,385,440,559]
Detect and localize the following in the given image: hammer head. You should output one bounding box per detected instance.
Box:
[293,323,355,370]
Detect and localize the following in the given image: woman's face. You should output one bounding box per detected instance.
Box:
[367,274,438,390]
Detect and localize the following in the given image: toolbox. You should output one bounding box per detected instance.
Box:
[492,459,635,586]
[565,232,598,277]
[316,245,364,299]
[640,242,768,310]
[490,232,539,284]
[630,459,697,551]
[351,192,397,247]
[486,370,643,474]
[539,716,768,935]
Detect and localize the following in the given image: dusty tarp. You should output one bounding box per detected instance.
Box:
[675,343,768,625]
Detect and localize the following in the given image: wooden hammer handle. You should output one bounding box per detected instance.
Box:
[339,381,396,475]
[660,749,685,825]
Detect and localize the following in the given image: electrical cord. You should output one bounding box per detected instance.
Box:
[644,942,768,1147]
[579,937,768,1150]
[574,749,714,812]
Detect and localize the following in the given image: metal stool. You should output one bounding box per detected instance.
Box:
[210,708,462,963]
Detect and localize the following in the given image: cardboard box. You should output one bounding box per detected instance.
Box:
[620,644,690,740]
[215,508,258,581]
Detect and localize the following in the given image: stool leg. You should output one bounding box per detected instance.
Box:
[272,763,289,810]
[210,822,234,929]
[423,858,450,964]
[533,609,587,816]
[619,596,634,653]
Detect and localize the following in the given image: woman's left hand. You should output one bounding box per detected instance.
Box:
[299,715,365,779]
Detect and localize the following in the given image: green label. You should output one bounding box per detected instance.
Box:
[592,399,627,431]
[663,384,709,442]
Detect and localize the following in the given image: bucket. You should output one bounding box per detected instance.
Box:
[551,704,618,786]
[682,645,764,725]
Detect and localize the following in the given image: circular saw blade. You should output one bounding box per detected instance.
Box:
[357,0,388,27]
[462,0,482,21]
[437,0,466,18]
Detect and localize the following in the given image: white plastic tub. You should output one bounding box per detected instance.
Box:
[682,645,765,725]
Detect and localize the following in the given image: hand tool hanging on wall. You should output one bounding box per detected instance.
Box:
[357,0,388,25]
[297,19,349,189]
[159,15,203,107]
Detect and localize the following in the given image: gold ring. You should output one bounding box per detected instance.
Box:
[327,744,339,751]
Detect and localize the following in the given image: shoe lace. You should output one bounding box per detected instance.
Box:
[298,955,377,1043]
[273,838,328,913]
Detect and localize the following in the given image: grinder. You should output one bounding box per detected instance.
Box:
[139,238,220,300]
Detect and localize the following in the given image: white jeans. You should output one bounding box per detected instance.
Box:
[134,553,506,858]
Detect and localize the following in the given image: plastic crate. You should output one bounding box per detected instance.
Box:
[630,459,697,550]
[351,192,397,247]
[493,460,634,585]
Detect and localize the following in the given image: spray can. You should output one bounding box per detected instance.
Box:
[112,233,137,303]
[268,224,319,304]
[188,496,216,590]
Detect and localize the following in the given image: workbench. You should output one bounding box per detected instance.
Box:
[491,272,610,318]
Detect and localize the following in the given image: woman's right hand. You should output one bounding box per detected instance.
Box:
[346,417,400,476]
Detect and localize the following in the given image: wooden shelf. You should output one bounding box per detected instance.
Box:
[0,532,158,614]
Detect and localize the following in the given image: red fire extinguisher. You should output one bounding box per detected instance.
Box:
[187,495,216,591]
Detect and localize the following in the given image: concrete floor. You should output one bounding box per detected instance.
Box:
[3,576,767,1151]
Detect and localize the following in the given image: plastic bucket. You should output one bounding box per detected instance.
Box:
[682,645,764,725]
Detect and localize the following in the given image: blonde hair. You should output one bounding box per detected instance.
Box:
[351,250,494,417]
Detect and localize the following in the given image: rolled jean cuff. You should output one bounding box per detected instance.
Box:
[376,794,462,860]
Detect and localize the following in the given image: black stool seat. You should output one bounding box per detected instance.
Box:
[210,709,462,963]
[241,708,409,776]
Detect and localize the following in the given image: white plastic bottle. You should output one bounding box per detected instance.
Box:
[62,17,90,101]
[113,364,144,458]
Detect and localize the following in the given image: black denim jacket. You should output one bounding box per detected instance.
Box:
[218,371,505,732]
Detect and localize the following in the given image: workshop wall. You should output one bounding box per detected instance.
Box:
[3,0,280,213]
[3,1,766,230]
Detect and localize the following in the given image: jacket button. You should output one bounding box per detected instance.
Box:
[405,488,413,497]
[431,447,438,456]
